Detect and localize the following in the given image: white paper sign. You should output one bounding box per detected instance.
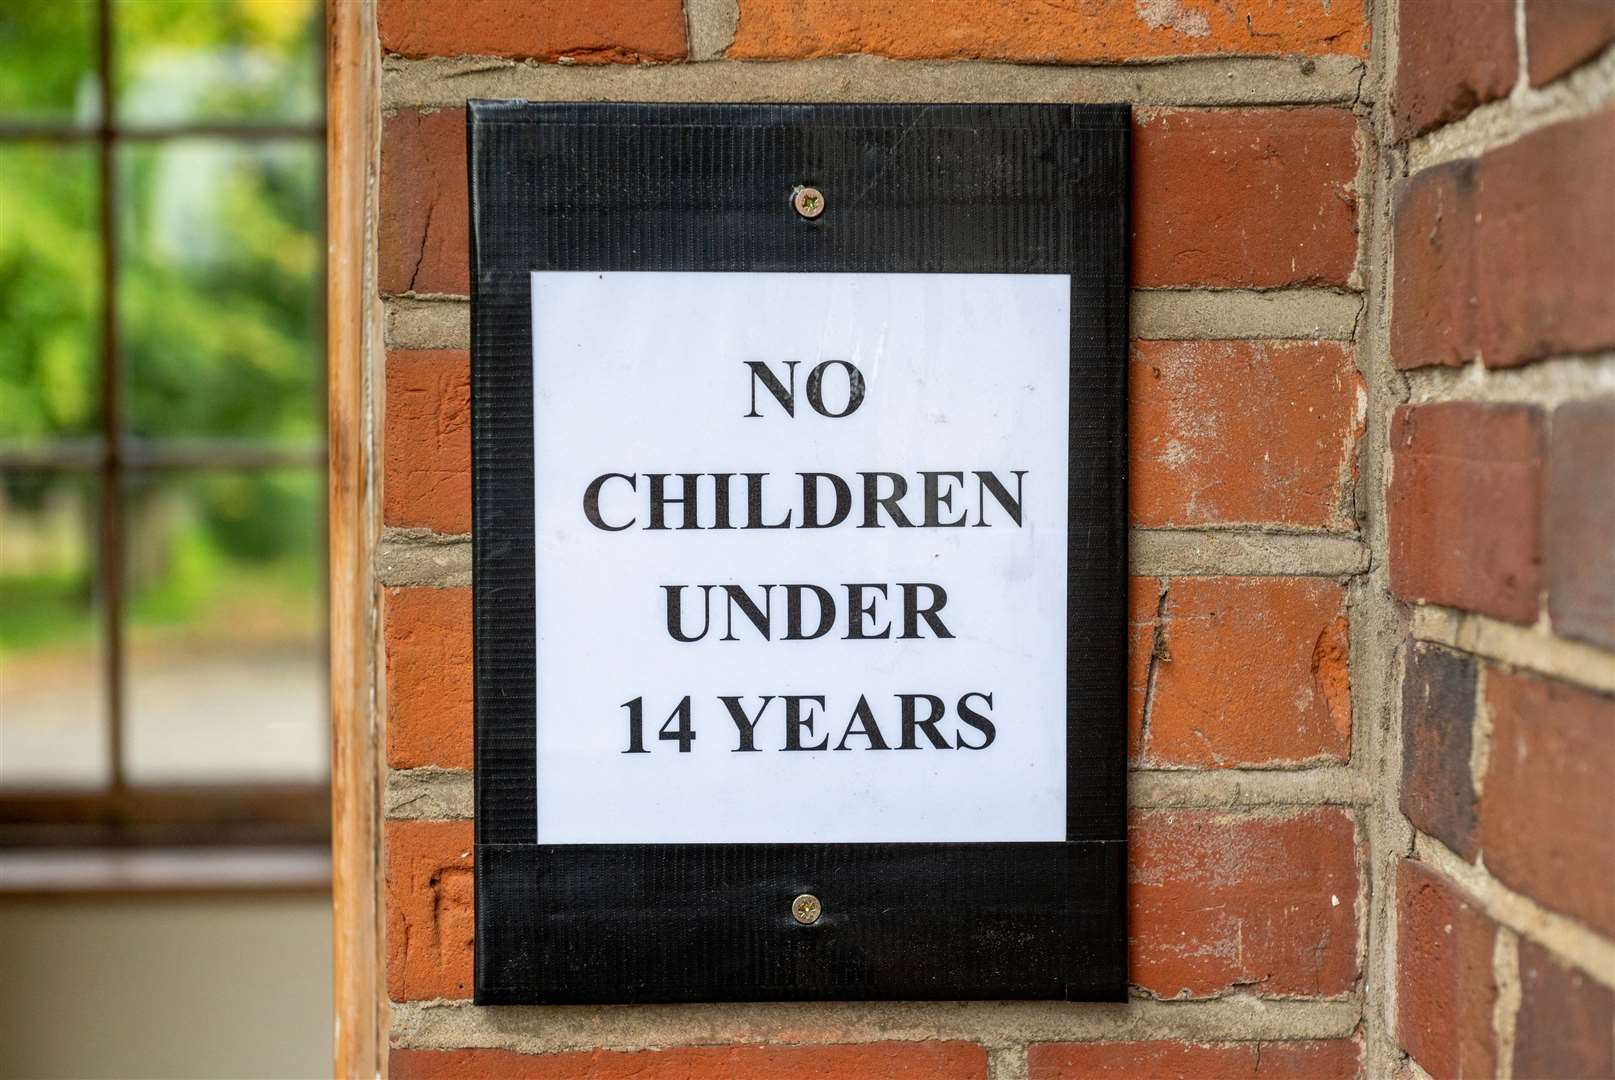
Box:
[532,271,1070,843]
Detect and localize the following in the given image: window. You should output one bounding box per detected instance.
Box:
[0,0,328,845]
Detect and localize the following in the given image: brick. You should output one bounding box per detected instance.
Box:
[1028,1039,1361,1079]
[1134,110,1360,289]
[390,1042,989,1080]
[1388,402,1544,623]
[384,587,472,770]
[1130,340,1363,530]
[1479,668,1615,936]
[1393,0,1516,140]
[379,0,687,63]
[383,116,1356,302]
[1526,0,1615,85]
[384,350,470,533]
[1391,111,1615,369]
[1131,809,1359,998]
[729,0,1368,62]
[1390,160,1479,370]
[386,820,473,1001]
[1546,399,1615,649]
[1472,111,1615,368]
[1399,641,1479,858]
[1513,940,1615,1079]
[383,815,1360,1030]
[380,109,468,297]
[382,107,1368,299]
[1131,577,1351,768]
[1396,859,1496,1080]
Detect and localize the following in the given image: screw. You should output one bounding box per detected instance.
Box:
[791,893,822,925]
[792,186,825,219]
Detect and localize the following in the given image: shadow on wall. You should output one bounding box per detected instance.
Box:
[0,896,331,1079]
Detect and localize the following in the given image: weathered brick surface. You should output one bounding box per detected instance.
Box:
[1525,0,1615,85]
[1399,641,1479,859]
[1134,109,1359,289]
[1388,402,1544,623]
[1474,111,1615,368]
[1129,577,1351,768]
[386,820,474,1002]
[1396,860,1497,1080]
[1130,340,1363,530]
[1393,0,1516,140]
[370,5,1615,1072]
[380,109,468,298]
[1391,110,1615,369]
[1513,939,1615,1079]
[385,340,1373,542]
[384,587,472,770]
[391,1042,990,1080]
[379,108,1362,296]
[1546,399,1615,649]
[384,350,470,534]
[728,0,1369,63]
[1479,668,1615,936]
[1389,160,1476,370]
[1028,1039,1361,1079]
[1131,809,1359,999]
[382,810,1364,1007]
[379,0,687,63]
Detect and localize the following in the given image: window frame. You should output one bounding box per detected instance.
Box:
[0,0,331,847]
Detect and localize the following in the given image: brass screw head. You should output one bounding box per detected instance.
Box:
[791,893,822,925]
[792,186,825,219]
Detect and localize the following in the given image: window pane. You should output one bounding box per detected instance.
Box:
[0,0,99,122]
[119,139,320,441]
[124,469,325,784]
[113,0,320,126]
[0,143,100,442]
[0,471,108,788]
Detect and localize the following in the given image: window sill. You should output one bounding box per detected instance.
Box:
[0,846,331,897]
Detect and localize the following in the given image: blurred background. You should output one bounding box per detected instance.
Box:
[0,1,331,1075]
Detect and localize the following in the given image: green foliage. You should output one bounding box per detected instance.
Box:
[0,144,99,440]
[114,0,320,123]
[124,472,321,635]
[193,471,320,565]
[120,140,321,439]
[0,1,95,119]
[0,570,94,653]
[0,1,324,658]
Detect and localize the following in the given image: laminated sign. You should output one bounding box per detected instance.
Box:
[469,101,1130,1004]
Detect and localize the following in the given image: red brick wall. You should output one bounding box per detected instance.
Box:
[1386,3,1615,1077]
[364,0,1613,1076]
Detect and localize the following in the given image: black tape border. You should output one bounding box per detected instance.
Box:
[469,101,1130,1004]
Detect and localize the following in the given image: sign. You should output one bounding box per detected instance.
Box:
[534,270,1071,844]
[471,102,1130,1004]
